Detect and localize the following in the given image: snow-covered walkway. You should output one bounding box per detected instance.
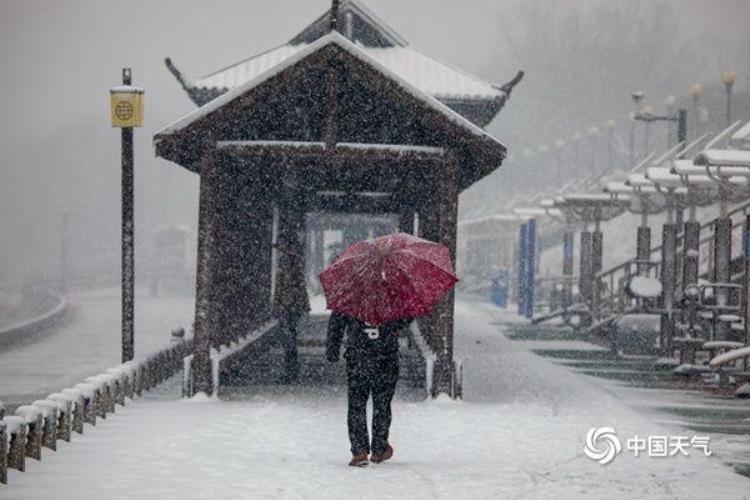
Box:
[4,301,749,499]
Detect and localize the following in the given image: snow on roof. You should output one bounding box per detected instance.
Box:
[561,193,630,204]
[694,149,750,168]
[626,173,653,187]
[193,43,503,102]
[216,140,446,156]
[604,181,651,194]
[673,158,750,178]
[730,121,750,148]
[645,167,685,188]
[157,33,503,148]
[458,214,521,226]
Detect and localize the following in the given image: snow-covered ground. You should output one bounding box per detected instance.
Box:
[4,300,749,499]
[0,287,194,408]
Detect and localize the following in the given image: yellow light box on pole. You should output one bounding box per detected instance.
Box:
[110,85,145,128]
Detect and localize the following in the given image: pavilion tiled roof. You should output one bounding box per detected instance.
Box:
[167,0,514,126]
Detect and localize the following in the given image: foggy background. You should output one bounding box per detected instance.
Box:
[1,0,749,286]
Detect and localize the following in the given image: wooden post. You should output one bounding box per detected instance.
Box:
[14,407,42,461]
[636,225,652,274]
[0,421,6,484]
[660,224,678,355]
[431,151,459,397]
[744,216,750,348]
[524,219,537,319]
[192,149,220,396]
[562,229,574,312]
[517,223,528,316]
[4,417,26,473]
[714,217,732,341]
[579,231,593,324]
[591,229,603,320]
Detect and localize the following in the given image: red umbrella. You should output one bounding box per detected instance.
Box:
[319,233,458,326]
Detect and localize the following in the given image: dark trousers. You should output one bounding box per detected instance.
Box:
[280,314,300,382]
[346,354,399,455]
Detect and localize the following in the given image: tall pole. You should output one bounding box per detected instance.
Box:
[121,68,135,363]
[60,211,69,293]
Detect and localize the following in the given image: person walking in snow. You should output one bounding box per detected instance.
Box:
[326,311,411,467]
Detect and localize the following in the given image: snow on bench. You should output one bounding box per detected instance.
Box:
[710,346,750,369]
[703,341,745,351]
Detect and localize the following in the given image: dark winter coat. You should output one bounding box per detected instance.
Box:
[326,312,411,362]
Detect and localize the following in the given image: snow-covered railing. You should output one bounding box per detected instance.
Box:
[182,320,279,397]
[408,321,434,397]
[0,329,191,486]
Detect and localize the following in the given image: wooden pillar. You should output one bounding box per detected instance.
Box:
[744,216,750,348]
[229,170,275,334]
[660,223,678,354]
[714,217,732,341]
[431,151,459,397]
[273,180,310,320]
[399,208,415,235]
[524,219,537,319]
[192,149,220,396]
[562,229,574,311]
[591,228,603,320]
[517,223,528,316]
[636,225,652,274]
[579,231,593,302]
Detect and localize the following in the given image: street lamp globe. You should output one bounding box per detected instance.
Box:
[689,83,702,100]
[722,69,737,88]
[641,104,655,118]
[664,95,676,109]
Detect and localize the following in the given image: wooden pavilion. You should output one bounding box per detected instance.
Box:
[155,1,520,397]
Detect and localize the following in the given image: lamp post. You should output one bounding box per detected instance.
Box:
[689,83,702,141]
[640,104,654,156]
[722,70,737,127]
[606,119,615,171]
[555,138,566,183]
[633,105,686,158]
[110,68,144,363]
[664,95,676,146]
[630,91,645,166]
[588,126,600,174]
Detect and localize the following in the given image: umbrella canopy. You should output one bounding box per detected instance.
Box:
[319,233,458,325]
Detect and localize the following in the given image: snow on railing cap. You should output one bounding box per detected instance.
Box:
[15,404,43,422]
[3,416,27,434]
[73,383,97,398]
[61,388,84,399]
[47,393,74,408]
[85,374,116,389]
[30,400,59,417]
[694,149,750,168]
